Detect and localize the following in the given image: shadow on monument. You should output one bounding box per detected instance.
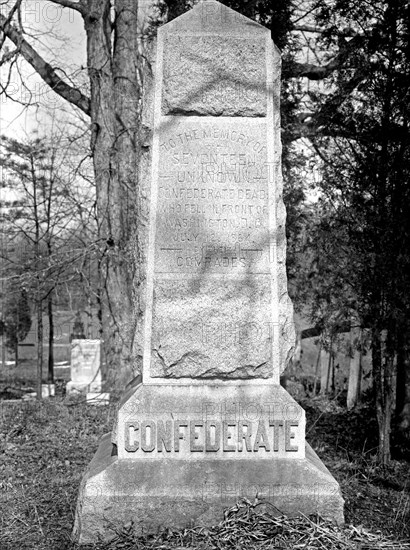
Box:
[72,1,344,544]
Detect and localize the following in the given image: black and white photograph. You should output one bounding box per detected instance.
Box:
[0,0,409,548]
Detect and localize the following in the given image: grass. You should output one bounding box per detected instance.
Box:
[0,358,71,390]
[304,396,410,538]
[0,398,113,549]
[80,502,410,550]
[0,390,409,549]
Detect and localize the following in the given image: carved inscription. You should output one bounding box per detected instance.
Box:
[124,419,299,454]
[155,123,271,274]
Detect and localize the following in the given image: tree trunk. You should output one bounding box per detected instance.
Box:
[398,370,410,431]
[84,0,141,390]
[313,343,321,395]
[347,325,362,409]
[14,337,18,369]
[330,353,335,394]
[396,330,405,414]
[378,392,392,466]
[290,329,302,374]
[48,294,54,384]
[36,299,43,400]
[320,347,330,395]
[96,255,104,377]
[1,332,5,370]
[397,328,410,431]
[373,327,394,465]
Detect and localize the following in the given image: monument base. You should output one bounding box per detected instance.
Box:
[73,435,344,544]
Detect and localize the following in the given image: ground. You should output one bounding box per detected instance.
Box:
[0,361,409,549]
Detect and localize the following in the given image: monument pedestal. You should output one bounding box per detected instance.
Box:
[75,440,343,544]
[74,382,343,544]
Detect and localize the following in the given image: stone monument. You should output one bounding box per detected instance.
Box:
[73,1,343,543]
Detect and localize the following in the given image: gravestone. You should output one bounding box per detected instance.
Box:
[66,339,102,394]
[73,1,344,543]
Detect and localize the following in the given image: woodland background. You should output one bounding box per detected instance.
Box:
[0,0,409,468]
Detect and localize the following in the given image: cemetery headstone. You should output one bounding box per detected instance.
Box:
[73,1,343,543]
[41,383,55,398]
[66,339,102,394]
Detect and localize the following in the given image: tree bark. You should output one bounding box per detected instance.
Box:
[48,294,54,384]
[31,152,43,400]
[1,332,5,370]
[320,347,330,395]
[347,325,362,410]
[313,343,321,395]
[330,352,335,394]
[84,0,141,388]
[398,373,410,431]
[293,330,302,366]
[36,299,43,400]
[14,337,18,369]
[397,328,410,431]
[373,328,394,465]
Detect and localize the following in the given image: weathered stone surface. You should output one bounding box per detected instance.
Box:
[151,277,272,378]
[154,121,270,276]
[150,116,276,378]
[162,36,266,116]
[160,0,268,119]
[66,339,101,394]
[115,383,305,459]
[143,0,294,382]
[74,434,343,544]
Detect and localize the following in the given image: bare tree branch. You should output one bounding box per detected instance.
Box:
[293,24,357,37]
[0,13,90,115]
[0,0,22,50]
[286,60,340,80]
[285,28,368,80]
[293,25,326,33]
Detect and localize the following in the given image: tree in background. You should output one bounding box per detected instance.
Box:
[0,133,96,397]
[1,0,409,461]
[0,0,342,388]
[0,284,31,367]
[297,0,410,463]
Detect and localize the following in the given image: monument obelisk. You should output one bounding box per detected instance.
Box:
[74,1,344,542]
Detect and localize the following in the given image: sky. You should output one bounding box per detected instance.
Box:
[0,1,87,138]
[0,0,322,203]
